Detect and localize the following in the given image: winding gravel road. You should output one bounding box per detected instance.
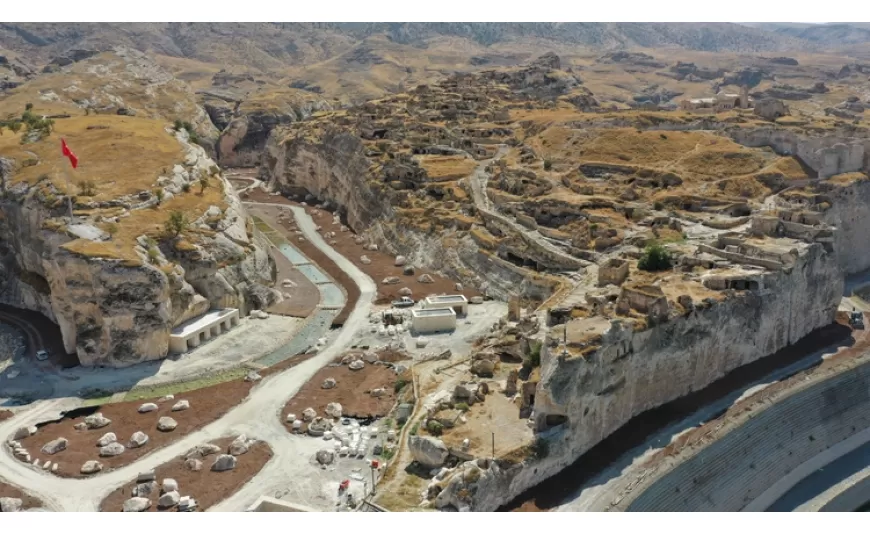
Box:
[0,205,376,511]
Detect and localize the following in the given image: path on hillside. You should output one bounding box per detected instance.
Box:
[0,206,376,511]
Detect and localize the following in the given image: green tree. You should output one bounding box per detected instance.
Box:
[198,176,209,195]
[9,122,22,134]
[638,244,672,272]
[173,119,183,131]
[164,211,189,238]
[25,103,33,112]
[153,187,164,205]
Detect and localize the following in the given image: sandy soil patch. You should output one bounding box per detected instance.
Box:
[99,436,272,512]
[0,479,44,510]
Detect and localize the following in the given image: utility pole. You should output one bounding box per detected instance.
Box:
[63,165,74,222]
[491,431,495,461]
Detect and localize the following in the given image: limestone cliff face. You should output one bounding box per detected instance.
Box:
[813,180,870,275]
[217,100,332,167]
[729,127,870,179]
[262,130,386,231]
[466,243,842,511]
[0,134,278,368]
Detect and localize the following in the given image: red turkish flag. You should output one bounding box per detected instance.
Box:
[61,138,78,169]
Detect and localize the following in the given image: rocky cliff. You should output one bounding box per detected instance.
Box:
[0,127,279,368]
[455,242,842,511]
[262,130,387,231]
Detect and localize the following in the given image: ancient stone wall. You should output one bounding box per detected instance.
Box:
[817,180,870,275]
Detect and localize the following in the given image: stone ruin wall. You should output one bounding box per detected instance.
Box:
[468,242,842,511]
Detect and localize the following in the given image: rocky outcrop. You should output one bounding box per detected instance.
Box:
[461,243,842,511]
[263,130,387,232]
[217,101,332,167]
[814,180,870,274]
[0,131,279,367]
[728,128,870,179]
[409,435,449,467]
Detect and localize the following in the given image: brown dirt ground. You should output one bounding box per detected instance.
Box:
[265,244,320,318]
[0,410,13,422]
[0,480,44,510]
[99,436,272,512]
[282,354,400,427]
[16,352,312,479]
[505,315,859,512]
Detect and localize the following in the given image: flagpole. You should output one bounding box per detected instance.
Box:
[62,161,74,223]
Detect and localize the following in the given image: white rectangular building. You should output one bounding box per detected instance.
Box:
[169,308,240,353]
[411,307,457,334]
[421,294,469,316]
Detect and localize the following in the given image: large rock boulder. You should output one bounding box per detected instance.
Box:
[122,497,151,512]
[100,442,126,457]
[127,431,149,449]
[307,417,332,437]
[162,478,178,493]
[325,402,343,419]
[211,454,237,472]
[12,426,34,440]
[186,443,221,459]
[0,497,22,512]
[302,407,317,422]
[349,360,365,371]
[80,460,103,474]
[316,449,335,465]
[158,490,180,508]
[409,436,449,468]
[84,412,111,429]
[321,377,336,389]
[96,432,117,447]
[41,438,67,455]
[156,417,177,432]
[471,359,495,377]
[171,400,190,412]
[185,458,203,471]
[138,403,158,413]
[228,435,250,456]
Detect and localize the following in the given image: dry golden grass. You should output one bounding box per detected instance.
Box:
[0,115,183,199]
[417,155,477,181]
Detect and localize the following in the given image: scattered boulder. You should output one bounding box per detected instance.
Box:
[409,436,449,468]
[162,478,178,493]
[302,407,317,422]
[84,412,111,429]
[394,255,407,266]
[184,458,203,471]
[360,255,372,265]
[403,265,416,276]
[364,351,379,363]
[316,449,335,465]
[122,497,151,512]
[171,400,190,412]
[158,394,175,402]
[128,431,149,449]
[399,287,412,297]
[470,296,484,304]
[12,427,34,440]
[471,359,496,377]
[229,435,250,456]
[325,402,343,418]
[80,460,103,475]
[156,417,178,432]
[321,377,337,389]
[370,388,387,398]
[245,371,262,382]
[418,274,434,284]
[138,403,158,413]
[455,283,464,291]
[308,417,332,437]
[186,443,221,459]
[99,442,125,457]
[349,360,365,371]
[73,422,87,431]
[96,432,117,447]
[382,276,400,285]
[158,490,180,508]
[0,497,22,512]
[396,403,413,423]
[211,454,237,472]
[41,438,68,455]
[136,470,156,483]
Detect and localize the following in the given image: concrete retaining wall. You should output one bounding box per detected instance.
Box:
[623,357,870,511]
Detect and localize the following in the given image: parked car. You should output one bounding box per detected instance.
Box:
[36,350,49,361]
[391,296,415,308]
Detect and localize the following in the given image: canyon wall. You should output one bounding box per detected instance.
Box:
[813,180,870,275]
[465,242,842,511]
[0,134,278,367]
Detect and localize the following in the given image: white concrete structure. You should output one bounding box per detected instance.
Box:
[246,495,320,512]
[169,309,240,353]
[422,294,469,316]
[411,307,457,334]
